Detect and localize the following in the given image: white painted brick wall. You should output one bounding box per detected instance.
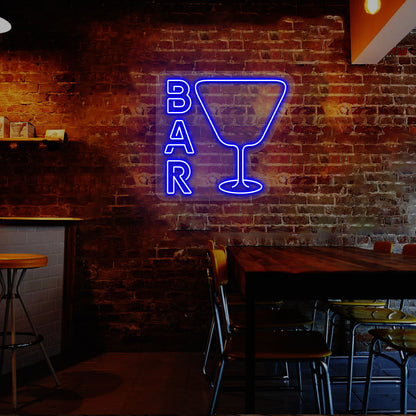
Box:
[0,225,64,374]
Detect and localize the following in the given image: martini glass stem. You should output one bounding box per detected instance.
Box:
[234,146,249,189]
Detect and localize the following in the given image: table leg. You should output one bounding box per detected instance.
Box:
[245,276,255,412]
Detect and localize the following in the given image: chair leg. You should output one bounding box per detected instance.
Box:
[310,361,322,414]
[297,361,303,397]
[209,358,225,416]
[362,337,376,414]
[203,316,215,376]
[312,301,318,331]
[327,312,337,367]
[310,359,333,415]
[346,324,359,412]
[319,360,334,415]
[400,352,408,415]
[283,361,289,380]
[324,308,332,344]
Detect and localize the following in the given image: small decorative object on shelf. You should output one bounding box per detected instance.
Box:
[0,117,67,148]
[0,116,10,138]
[45,129,67,141]
[10,121,35,138]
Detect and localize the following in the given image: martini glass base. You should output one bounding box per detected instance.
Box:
[218,178,264,195]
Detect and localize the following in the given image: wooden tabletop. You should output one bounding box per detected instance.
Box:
[228,246,416,299]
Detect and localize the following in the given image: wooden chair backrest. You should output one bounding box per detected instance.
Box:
[208,242,228,294]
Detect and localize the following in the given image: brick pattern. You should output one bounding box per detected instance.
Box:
[0,2,415,350]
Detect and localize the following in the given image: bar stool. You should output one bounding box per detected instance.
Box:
[0,253,60,410]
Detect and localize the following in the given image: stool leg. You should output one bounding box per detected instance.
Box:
[0,270,17,409]
[16,270,60,386]
[10,270,17,411]
[0,270,10,374]
[0,269,5,300]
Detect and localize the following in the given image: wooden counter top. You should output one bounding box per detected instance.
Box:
[0,217,82,223]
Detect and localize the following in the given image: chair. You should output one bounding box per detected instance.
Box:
[203,240,312,379]
[330,308,416,412]
[322,241,392,342]
[208,244,333,415]
[362,243,416,414]
[0,254,60,411]
[363,328,416,414]
[326,241,416,411]
[314,242,392,338]
[327,243,391,310]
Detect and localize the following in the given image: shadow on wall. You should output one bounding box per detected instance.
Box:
[0,137,174,355]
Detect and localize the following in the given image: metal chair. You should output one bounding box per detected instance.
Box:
[314,242,392,342]
[326,241,416,411]
[208,244,333,415]
[363,328,416,414]
[362,243,416,414]
[203,240,312,380]
[330,308,416,412]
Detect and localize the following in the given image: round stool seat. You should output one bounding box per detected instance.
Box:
[0,253,48,269]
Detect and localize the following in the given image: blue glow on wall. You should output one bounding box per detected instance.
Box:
[156,73,290,201]
[194,78,287,195]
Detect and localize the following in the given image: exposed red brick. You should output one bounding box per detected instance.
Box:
[0,2,413,352]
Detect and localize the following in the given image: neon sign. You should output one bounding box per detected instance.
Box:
[156,73,289,200]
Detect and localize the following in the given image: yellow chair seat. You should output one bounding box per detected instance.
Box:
[368,328,416,353]
[328,299,386,307]
[227,330,332,360]
[332,306,416,324]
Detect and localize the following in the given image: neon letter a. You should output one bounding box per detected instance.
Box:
[164,119,195,155]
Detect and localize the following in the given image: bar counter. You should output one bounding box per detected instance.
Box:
[0,217,82,355]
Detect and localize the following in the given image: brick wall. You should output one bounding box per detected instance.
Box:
[0,0,415,352]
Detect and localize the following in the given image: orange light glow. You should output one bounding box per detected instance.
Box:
[365,0,381,15]
[0,17,11,33]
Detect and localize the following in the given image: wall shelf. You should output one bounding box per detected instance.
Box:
[0,137,66,143]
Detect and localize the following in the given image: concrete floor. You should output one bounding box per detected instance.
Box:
[0,350,414,415]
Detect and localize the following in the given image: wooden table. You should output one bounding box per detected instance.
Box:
[227,246,416,413]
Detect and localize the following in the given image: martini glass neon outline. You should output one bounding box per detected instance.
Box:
[194,78,288,195]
